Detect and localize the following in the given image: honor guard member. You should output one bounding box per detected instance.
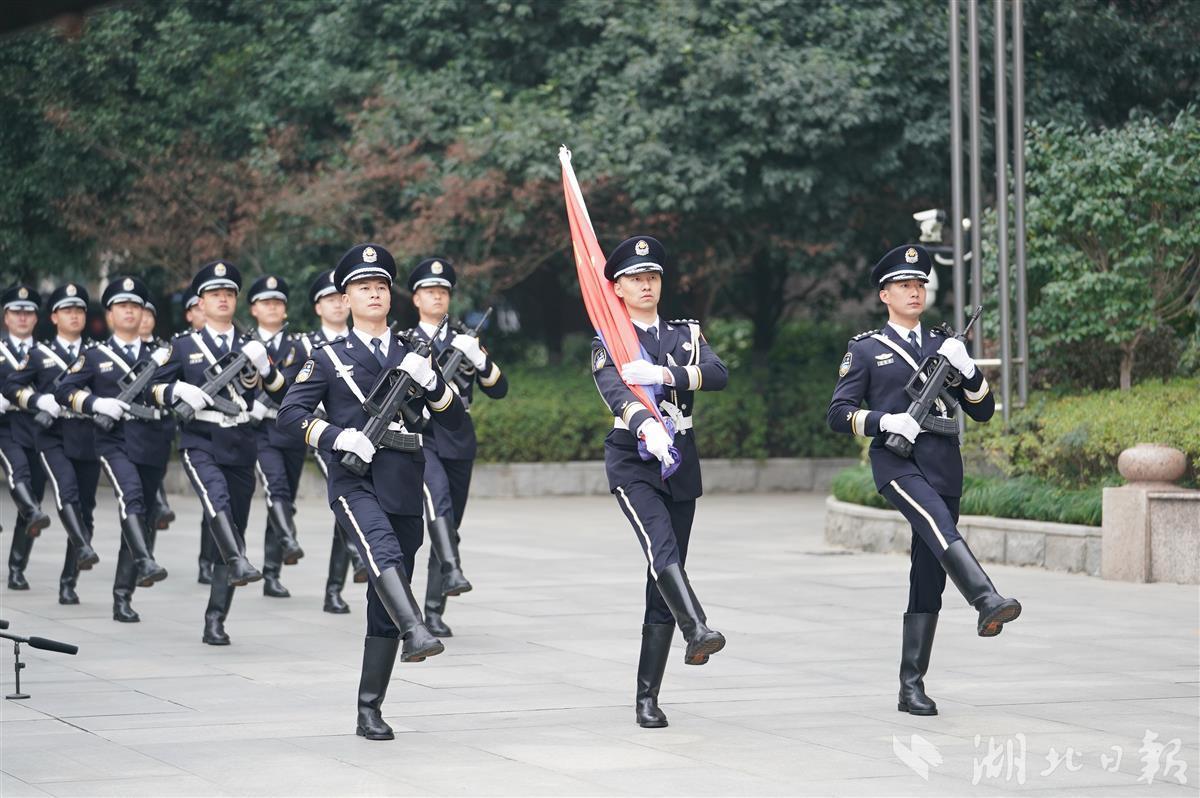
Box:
[0,284,53,590]
[139,300,177,532]
[827,244,1021,717]
[182,290,218,585]
[55,276,170,622]
[406,257,507,637]
[247,274,306,598]
[300,269,367,614]
[591,236,729,729]
[4,283,101,604]
[150,260,288,645]
[278,243,466,741]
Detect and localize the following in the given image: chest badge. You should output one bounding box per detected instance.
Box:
[875,352,895,366]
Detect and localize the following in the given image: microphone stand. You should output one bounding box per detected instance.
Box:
[0,620,79,700]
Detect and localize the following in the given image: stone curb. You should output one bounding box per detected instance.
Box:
[823,495,1101,576]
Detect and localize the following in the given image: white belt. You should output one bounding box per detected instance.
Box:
[613,415,693,432]
[193,409,251,428]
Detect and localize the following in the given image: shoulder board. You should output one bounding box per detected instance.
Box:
[172,330,191,340]
[312,338,333,350]
[669,318,699,326]
[850,329,879,342]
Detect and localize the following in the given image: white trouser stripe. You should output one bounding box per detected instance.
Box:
[38,452,64,512]
[422,483,436,522]
[889,479,949,550]
[337,496,380,578]
[181,450,216,518]
[99,456,129,521]
[616,486,657,579]
[255,460,274,508]
[0,447,16,490]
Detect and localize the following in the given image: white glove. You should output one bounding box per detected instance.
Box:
[92,397,129,421]
[880,412,922,444]
[333,427,375,464]
[241,340,271,376]
[399,352,437,390]
[173,382,214,411]
[35,395,61,418]
[249,399,270,422]
[150,347,171,366]
[0,395,10,413]
[637,418,676,469]
[450,335,487,369]
[937,338,976,379]
[621,359,664,386]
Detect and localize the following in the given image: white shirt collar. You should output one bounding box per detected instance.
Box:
[257,327,283,347]
[111,334,140,355]
[56,336,81,353]
[631,316,661,334]
[418,320,447,341]
[321,325,348,342]
[888,320,922,347]
[10,335,33,349]
[352,327,390,356]
[205,324,235,345]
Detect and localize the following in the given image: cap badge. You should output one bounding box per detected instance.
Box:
[214,263,227,277]
[431,261,444,275]
[17,287,28,299]
[905,247,918,264]
[635,240,649,256]
[66,285,78,297]
[122,278,134,290]
[266,276,278,290]
[362,247,378,264]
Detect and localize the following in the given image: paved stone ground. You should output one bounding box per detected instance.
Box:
[1,491,1196,796]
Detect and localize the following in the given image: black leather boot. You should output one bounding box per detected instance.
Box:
[59,540,81,605]
[198,516,214,583]
[263,569,290,598]
[60,503,100,570]
[940,540,1022,637]
[427,516,471,597]
[202,565,235,645]
[152,485,175,530]
[324,533,350,614]
[654,564,725,665]
[267,501,304,565]
[423,549,452,637]
[261,520,290,598]
[355,636,399,740]
[7,516,34,590]
[636,624,674,727]
[112,546,140,622]
[120,514,168,587]
[897,613,938,715]
[11,482,50,537]
[207,511,262,587]
[373,566,445,663]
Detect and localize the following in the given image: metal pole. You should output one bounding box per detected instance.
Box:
[994,0,1011,424]
[967,0,983,357]
[1012,0,1029,405]
[950,0,965,335]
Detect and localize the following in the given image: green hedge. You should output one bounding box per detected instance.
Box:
[964,377,1199,488]
[831,465,1103,526]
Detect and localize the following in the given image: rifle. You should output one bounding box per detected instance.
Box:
[94,357,165,432]
[438,307,493,392]
[884,305,983,459]
[173,345,253,423]
[340,314,447,477]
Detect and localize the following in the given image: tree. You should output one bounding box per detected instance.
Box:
[1023,109,1200,390]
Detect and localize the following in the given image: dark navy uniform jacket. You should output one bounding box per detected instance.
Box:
[254,329,307,451]
[826,323,996,496]
[591,319,728,502]
[5,339,97,461]
[0,334,40,449]
[276,331,465,516]
[149,328,288,468]
[138,336,176,467]
[54,337,172,467]
[415,325,508,460]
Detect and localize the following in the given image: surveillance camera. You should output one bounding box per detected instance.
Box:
[912,209,946,244]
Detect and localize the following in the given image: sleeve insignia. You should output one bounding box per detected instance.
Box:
[592,347,606,372]
[296,359,315,383]
[838,352,853,378]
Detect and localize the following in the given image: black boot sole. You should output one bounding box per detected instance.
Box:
[202,634,231,645]
[25,514,50,538]
[77,552,100,570]
[352,568,368,584]
[59,595,81,605]
[441,581,472,598]
[7,578,30,591]
[154,511,175,530]
[897,702,939,716]
[324,603,351,614]
[685,634,726,665]
[137,569,168,588]
[355,727,395,741]
[113,612,140,623]
[264,587,291,598]
[979,601,1022,637]
[401,640,445,663]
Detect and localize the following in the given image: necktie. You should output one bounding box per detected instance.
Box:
[124,344,136,362]
[66,344,76,360]
[370,337,386,366]
[215,334,228,356]
[907,330,921,357]
[15,342,26,359]
[648,325,658,340]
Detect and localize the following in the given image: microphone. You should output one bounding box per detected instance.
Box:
[27,637,79,656]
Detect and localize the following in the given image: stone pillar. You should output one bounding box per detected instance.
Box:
[1101,443,1192,583]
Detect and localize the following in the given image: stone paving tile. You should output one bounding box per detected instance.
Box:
[1,491,1195,796]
